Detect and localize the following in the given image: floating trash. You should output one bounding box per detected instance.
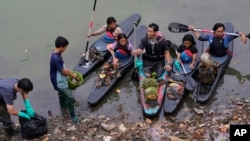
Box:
[66,125,76,132]
[193,108,204,114]
[240,78,245,84]
[244,99,250,103]
[103,136,111,141]
[101,123,116,131]
[116,89,121,94]
[118,124,126,132]
[21,57,29,61]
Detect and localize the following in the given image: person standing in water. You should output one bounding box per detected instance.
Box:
[50,36,79,123]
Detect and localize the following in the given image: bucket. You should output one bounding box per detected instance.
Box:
[67,71,83,90]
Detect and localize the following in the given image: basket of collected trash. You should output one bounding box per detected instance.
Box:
[67,71,83,90]
[142,78,158,101]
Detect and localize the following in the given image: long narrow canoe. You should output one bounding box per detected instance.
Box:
[164,33,203,114]
[139,69,168,118]
[87,25,147,105]
[194,22,234,103]
[74,14,141,78]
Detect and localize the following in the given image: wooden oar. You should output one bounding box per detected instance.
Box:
[168,22,250,38]
[84,0,97,61]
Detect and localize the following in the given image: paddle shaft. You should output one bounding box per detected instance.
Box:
[85,0,97,54]
[180,62,187,74]
[193,28,245,37]
[174,48,197,90]
[133,22,137,68]
[175,50,187,74]
[169,22,250,38]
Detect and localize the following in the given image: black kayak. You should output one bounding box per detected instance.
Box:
[163,34,203,114]
[73,14,141,78]
[87,25,147,105]
[194,22,234,103]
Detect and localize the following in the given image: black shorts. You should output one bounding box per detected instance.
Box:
[143,59,164,77]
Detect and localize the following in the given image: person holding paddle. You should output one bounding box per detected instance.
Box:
[88,16,122,43]
[189,23,247,57]
[107,33,134,68]
[133,23,172,78]
[176,34,198,69]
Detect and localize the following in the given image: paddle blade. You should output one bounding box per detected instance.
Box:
[168,23,189,33]
[246,34,250,39]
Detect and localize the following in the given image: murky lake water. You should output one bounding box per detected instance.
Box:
[1,0,250,127]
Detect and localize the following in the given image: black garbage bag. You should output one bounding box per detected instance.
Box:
[19,110,48,139]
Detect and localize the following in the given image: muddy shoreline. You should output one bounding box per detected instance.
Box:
[1,97,249,141]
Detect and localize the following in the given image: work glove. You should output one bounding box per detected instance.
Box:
[135,58,143,70]
[24,99,35,118]
[174,60,181,71]
[18,111,31,120]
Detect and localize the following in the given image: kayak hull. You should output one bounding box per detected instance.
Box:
[164,33,203,114]
[74,14,141,78]
[87,25,147,105]
[194,22,234,103]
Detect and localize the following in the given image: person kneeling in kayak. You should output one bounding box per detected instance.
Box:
[176,34,198,69]
[96,33,133,88]
[189,23,247,57]
[88,16,123,44]
[107,33,134,69]
[133,23,172,78]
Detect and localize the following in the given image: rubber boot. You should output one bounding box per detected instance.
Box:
[67,101,79,123]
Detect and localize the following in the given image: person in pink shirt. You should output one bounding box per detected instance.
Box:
[107,33,133,68]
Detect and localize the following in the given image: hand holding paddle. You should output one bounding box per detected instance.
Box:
[168,22,250,39]
[83,0,97,60]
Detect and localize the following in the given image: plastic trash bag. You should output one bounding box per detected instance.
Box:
[19,110,48,139]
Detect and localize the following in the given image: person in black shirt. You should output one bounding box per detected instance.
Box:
[133,23,172,77]
[176,34,198,69]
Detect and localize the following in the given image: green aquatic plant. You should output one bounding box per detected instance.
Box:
[142,77,158,89]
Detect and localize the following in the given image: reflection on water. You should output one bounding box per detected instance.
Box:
[226,67,250,82]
